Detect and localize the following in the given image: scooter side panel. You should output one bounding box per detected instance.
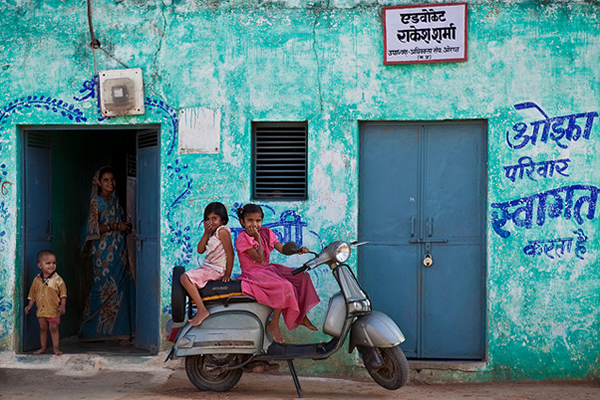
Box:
[349,310,406,351]
[174,310,266,357]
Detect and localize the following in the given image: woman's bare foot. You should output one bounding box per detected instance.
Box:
[267,320,285,343]
[190,308,210,326]
[33,348,47,355]
[300,316,317,331]
[53,349,63,355]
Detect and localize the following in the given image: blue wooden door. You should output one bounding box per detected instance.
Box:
[358,121,486,360]
[135,130,160,352]
[22,131,53,352]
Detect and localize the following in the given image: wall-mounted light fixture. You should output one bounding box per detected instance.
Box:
[99,68,145,117]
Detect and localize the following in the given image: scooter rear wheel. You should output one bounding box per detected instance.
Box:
[359,345,409,390]
[185,354,243,392]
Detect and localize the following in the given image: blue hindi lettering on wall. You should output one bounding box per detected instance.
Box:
[494,100,600,262]
[523,228,588,260]
[505,102,598,150]
[491,184,599,238]
[503,156,570,183]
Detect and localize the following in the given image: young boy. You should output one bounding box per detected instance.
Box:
[24,249,67,355]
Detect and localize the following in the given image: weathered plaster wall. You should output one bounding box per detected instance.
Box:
[1,0,599,381]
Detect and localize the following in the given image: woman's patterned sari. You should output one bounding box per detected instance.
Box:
[79,168,135,341]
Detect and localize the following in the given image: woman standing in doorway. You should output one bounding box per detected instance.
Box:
[80,166,135,344]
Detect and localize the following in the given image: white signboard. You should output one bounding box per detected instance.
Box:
[178,107,221,154]
[383,3,468,65]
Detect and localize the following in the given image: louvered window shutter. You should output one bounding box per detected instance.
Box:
[252,123,308,200]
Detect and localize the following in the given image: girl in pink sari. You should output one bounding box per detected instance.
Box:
[235,204,320,343]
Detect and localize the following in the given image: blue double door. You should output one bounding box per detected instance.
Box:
[22,129,160,353]
[358,121,487,360]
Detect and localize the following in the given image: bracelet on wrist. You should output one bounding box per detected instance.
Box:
[106,224,111,232]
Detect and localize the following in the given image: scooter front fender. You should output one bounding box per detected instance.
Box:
[349,310,405,352]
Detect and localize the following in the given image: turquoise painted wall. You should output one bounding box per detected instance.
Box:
[1,0,599,381]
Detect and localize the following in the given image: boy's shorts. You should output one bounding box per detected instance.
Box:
[40,316,60,325]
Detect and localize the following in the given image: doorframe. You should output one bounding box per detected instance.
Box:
[18,124,162,353]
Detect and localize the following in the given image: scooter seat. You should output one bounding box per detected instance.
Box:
[197,279,255,304]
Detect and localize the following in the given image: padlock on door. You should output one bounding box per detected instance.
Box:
[423,253,433,267]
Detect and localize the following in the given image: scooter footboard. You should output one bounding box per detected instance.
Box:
[349,311,405,352]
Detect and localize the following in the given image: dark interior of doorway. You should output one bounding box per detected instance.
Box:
[51,129,149,355]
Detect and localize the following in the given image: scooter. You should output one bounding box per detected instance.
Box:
[166,240,409,397]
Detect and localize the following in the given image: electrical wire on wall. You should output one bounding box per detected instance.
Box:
[85,0,172,119]
[87,0,130,74]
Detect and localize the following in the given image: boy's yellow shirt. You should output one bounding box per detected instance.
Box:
[27,273,67,318]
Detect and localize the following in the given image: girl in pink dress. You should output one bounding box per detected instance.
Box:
[235,204,320,343]
[180,202,234,326]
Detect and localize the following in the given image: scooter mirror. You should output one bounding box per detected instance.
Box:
[281,241,300,255]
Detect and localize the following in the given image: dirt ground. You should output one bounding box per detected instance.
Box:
[0,364,598,400]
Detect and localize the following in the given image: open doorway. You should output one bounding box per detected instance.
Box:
[20,126,160,355]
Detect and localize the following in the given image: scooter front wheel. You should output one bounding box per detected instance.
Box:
[185,354,243,392]
[358,345,409,390]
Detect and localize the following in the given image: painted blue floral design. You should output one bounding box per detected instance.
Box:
[166,159,189,180]
[0,164,10,196]
[166,160,196,266]
[0,201,10,241]
[0,295,12,339]
[0,195,12,320]
[162,272,173,316]
[0,78,331,338]
[146,98,178,156]
[0,201,8,219]
[0,95,87,129]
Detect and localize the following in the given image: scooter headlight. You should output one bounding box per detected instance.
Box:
[334,242,351,262]
[350,299,372,314]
